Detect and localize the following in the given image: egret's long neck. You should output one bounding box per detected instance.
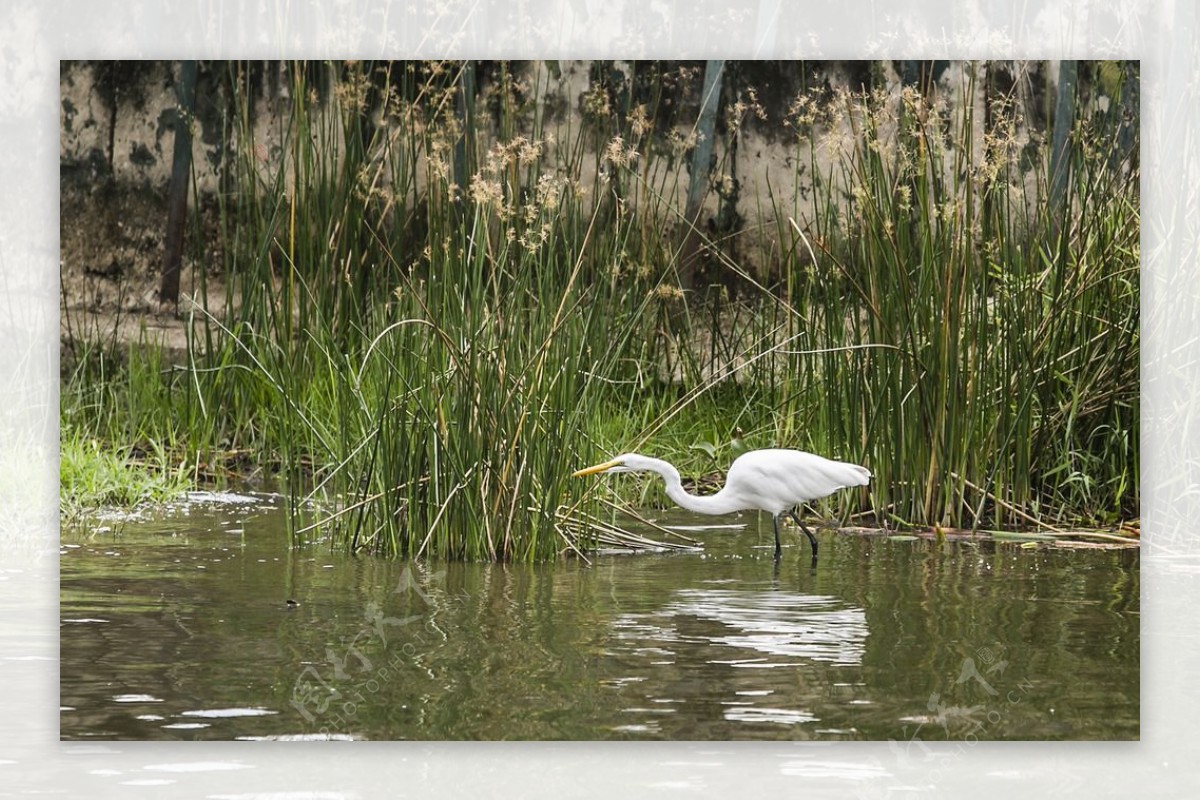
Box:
[642,457,747,516]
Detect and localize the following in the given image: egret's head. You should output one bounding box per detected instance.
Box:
[571,454,641,477]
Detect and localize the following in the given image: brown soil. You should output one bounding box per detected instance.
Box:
[60,173,227,368]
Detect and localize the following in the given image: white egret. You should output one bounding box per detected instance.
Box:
[573,448,870,560]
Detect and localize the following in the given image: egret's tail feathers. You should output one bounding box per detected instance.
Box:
[848,464,872,486]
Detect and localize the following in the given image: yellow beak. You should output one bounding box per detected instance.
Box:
[571,459,623,478]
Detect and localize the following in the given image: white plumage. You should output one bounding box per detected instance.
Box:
[573,448,871,561]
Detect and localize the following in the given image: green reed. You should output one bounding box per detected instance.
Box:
[185,62,680,559]
[62,61,1138,553]
[770,72,1139,530]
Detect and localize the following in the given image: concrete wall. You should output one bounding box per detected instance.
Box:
[61,60,1111,315]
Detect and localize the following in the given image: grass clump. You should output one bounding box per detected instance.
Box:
[176,61,666,560]
[60,425,191,519]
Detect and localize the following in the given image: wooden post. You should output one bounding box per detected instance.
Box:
[678,60,725,292]
[1048,60,1077,233]
[159,60,197,310]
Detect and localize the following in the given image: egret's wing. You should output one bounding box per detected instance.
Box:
[727,449,868,510]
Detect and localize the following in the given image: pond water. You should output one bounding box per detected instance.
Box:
[60,493,1139,741]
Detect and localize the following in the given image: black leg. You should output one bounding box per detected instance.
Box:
[772,514,782,561]
[787,508,819,560]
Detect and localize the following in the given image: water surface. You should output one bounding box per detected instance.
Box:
[60,494,1139,740]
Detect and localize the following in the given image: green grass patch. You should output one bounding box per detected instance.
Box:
[60,426,192,519]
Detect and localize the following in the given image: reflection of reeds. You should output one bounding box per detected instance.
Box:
[61,61,1139,557]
